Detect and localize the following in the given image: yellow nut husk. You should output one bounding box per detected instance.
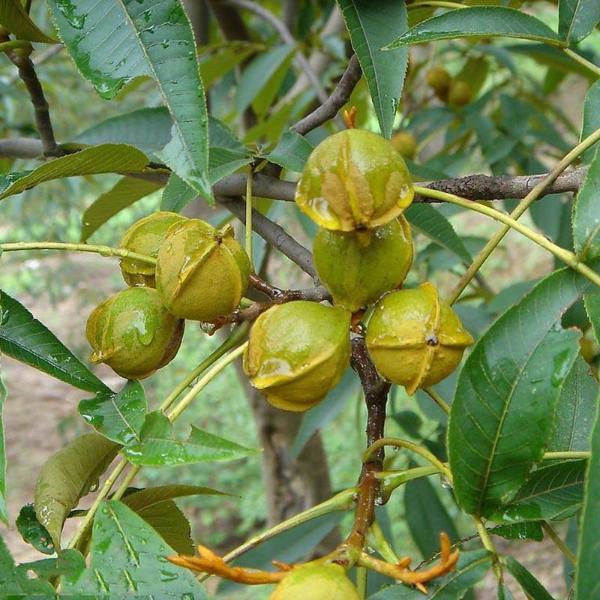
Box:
[119,211,187,287]
[295,129,414,232]
[392,131,417,160]
[86,287,184,380]
[156,219,251,322]
[366,282,474,394]
[313,216,413,312]
[270,563,359,600]
[426,66,452,99]
[244,301,351,412]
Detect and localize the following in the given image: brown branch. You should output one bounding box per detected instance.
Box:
[217,195,318,281]
[8,50,60,157]
[292,55,362,136]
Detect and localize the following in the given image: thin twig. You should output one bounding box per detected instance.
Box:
[292,55,362,135]
[8,50,60,157]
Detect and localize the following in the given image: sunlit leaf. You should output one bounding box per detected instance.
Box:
[337,0,408,138]
[0,535,55,595]
[267,131,314,173]
[559,0,600,44]
[0,292,110,393]
[61,500,209,598]
[0,144,149,201]
[48,0,212,200]
[34,433,120,548]
[79,381,148,446]
[0,0,56,42]
[387,8,561,48]
[449,268,593,516]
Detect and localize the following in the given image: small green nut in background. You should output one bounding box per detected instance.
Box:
[313,216,413,312]
[426,66,452,99]
[366,282,473,394]
[270,563,359,599]
[156,219,251,323]
[391,131,417,160]
[120,211,187,287]
[86,287,184,380]
[244,301,351,412]
[447,80,473,107]
[295,128,414,232]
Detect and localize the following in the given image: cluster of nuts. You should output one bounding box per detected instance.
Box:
[86,128,473,410]
[426,65,472,107]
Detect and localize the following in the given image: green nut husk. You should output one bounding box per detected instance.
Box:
[156,219,251,322]
[270,563,359,600]
[366,282,474,394]
[86,287,184,380]
[313,216,413,312]
[295,129,414,232]
[244,301,351,412]
[119,211,187,287]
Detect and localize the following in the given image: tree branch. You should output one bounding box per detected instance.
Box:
[217,195,318,281]
[8,51,60,157]
[292,55,362,136]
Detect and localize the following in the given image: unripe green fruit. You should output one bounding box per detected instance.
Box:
[270,563,359,600]
[313,216,413,312]
[366,283,473,394]
[156,219,251,322]
[426,66,451,96]
[447,81,472,107]
[295,129,414,232]
[86,288,184,380]
[244,302,351,412]
[120,211,187,287]
[391,131,418,160]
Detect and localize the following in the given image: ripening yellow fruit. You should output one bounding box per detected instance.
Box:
[366,283,474,394]
[156,219,251,323]
[447,81,472,107]
[244,302,351,411]
[119,211,187,287]
[86,288,184,380]
[313,216,413,312]
[270,563,359,600]
[295,129,414,232]
[426,66,452,98]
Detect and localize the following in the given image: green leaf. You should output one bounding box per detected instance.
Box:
[489,460,587,523]
[80,176,163,241]
[0,0,56,42]
[61,500,209,598]
[0,360,5,525]
[405,204,472,263]
[386,8,561,48]
[576,384,600,599]
[236,44,295,115]
[122,484,226,511]
[48,0,212,201]
[404,475,458,560]
[291,369,358,458]
[337,0,408,138]
[585,292,600,343]
[75,107,174,156]
[573,148,600,260]
[559,0,600,44]
[17,549,85,581]
[199,42,259,87]
[507,43,595,80]
[79,381,148,446]
[0,535,55,595]
[581,81,600,163]
[16,504,55,555]
[0,144,149,201]
[160,173,197,213]
[370,550,492,599]
[124,412,257,466]
[547,356,598,453]
[34,433,120,548]
[504,556,555,600]
[0,292,109,393]
[448,267,593,517]
[492,521,544,542]
[266,130,314,173]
